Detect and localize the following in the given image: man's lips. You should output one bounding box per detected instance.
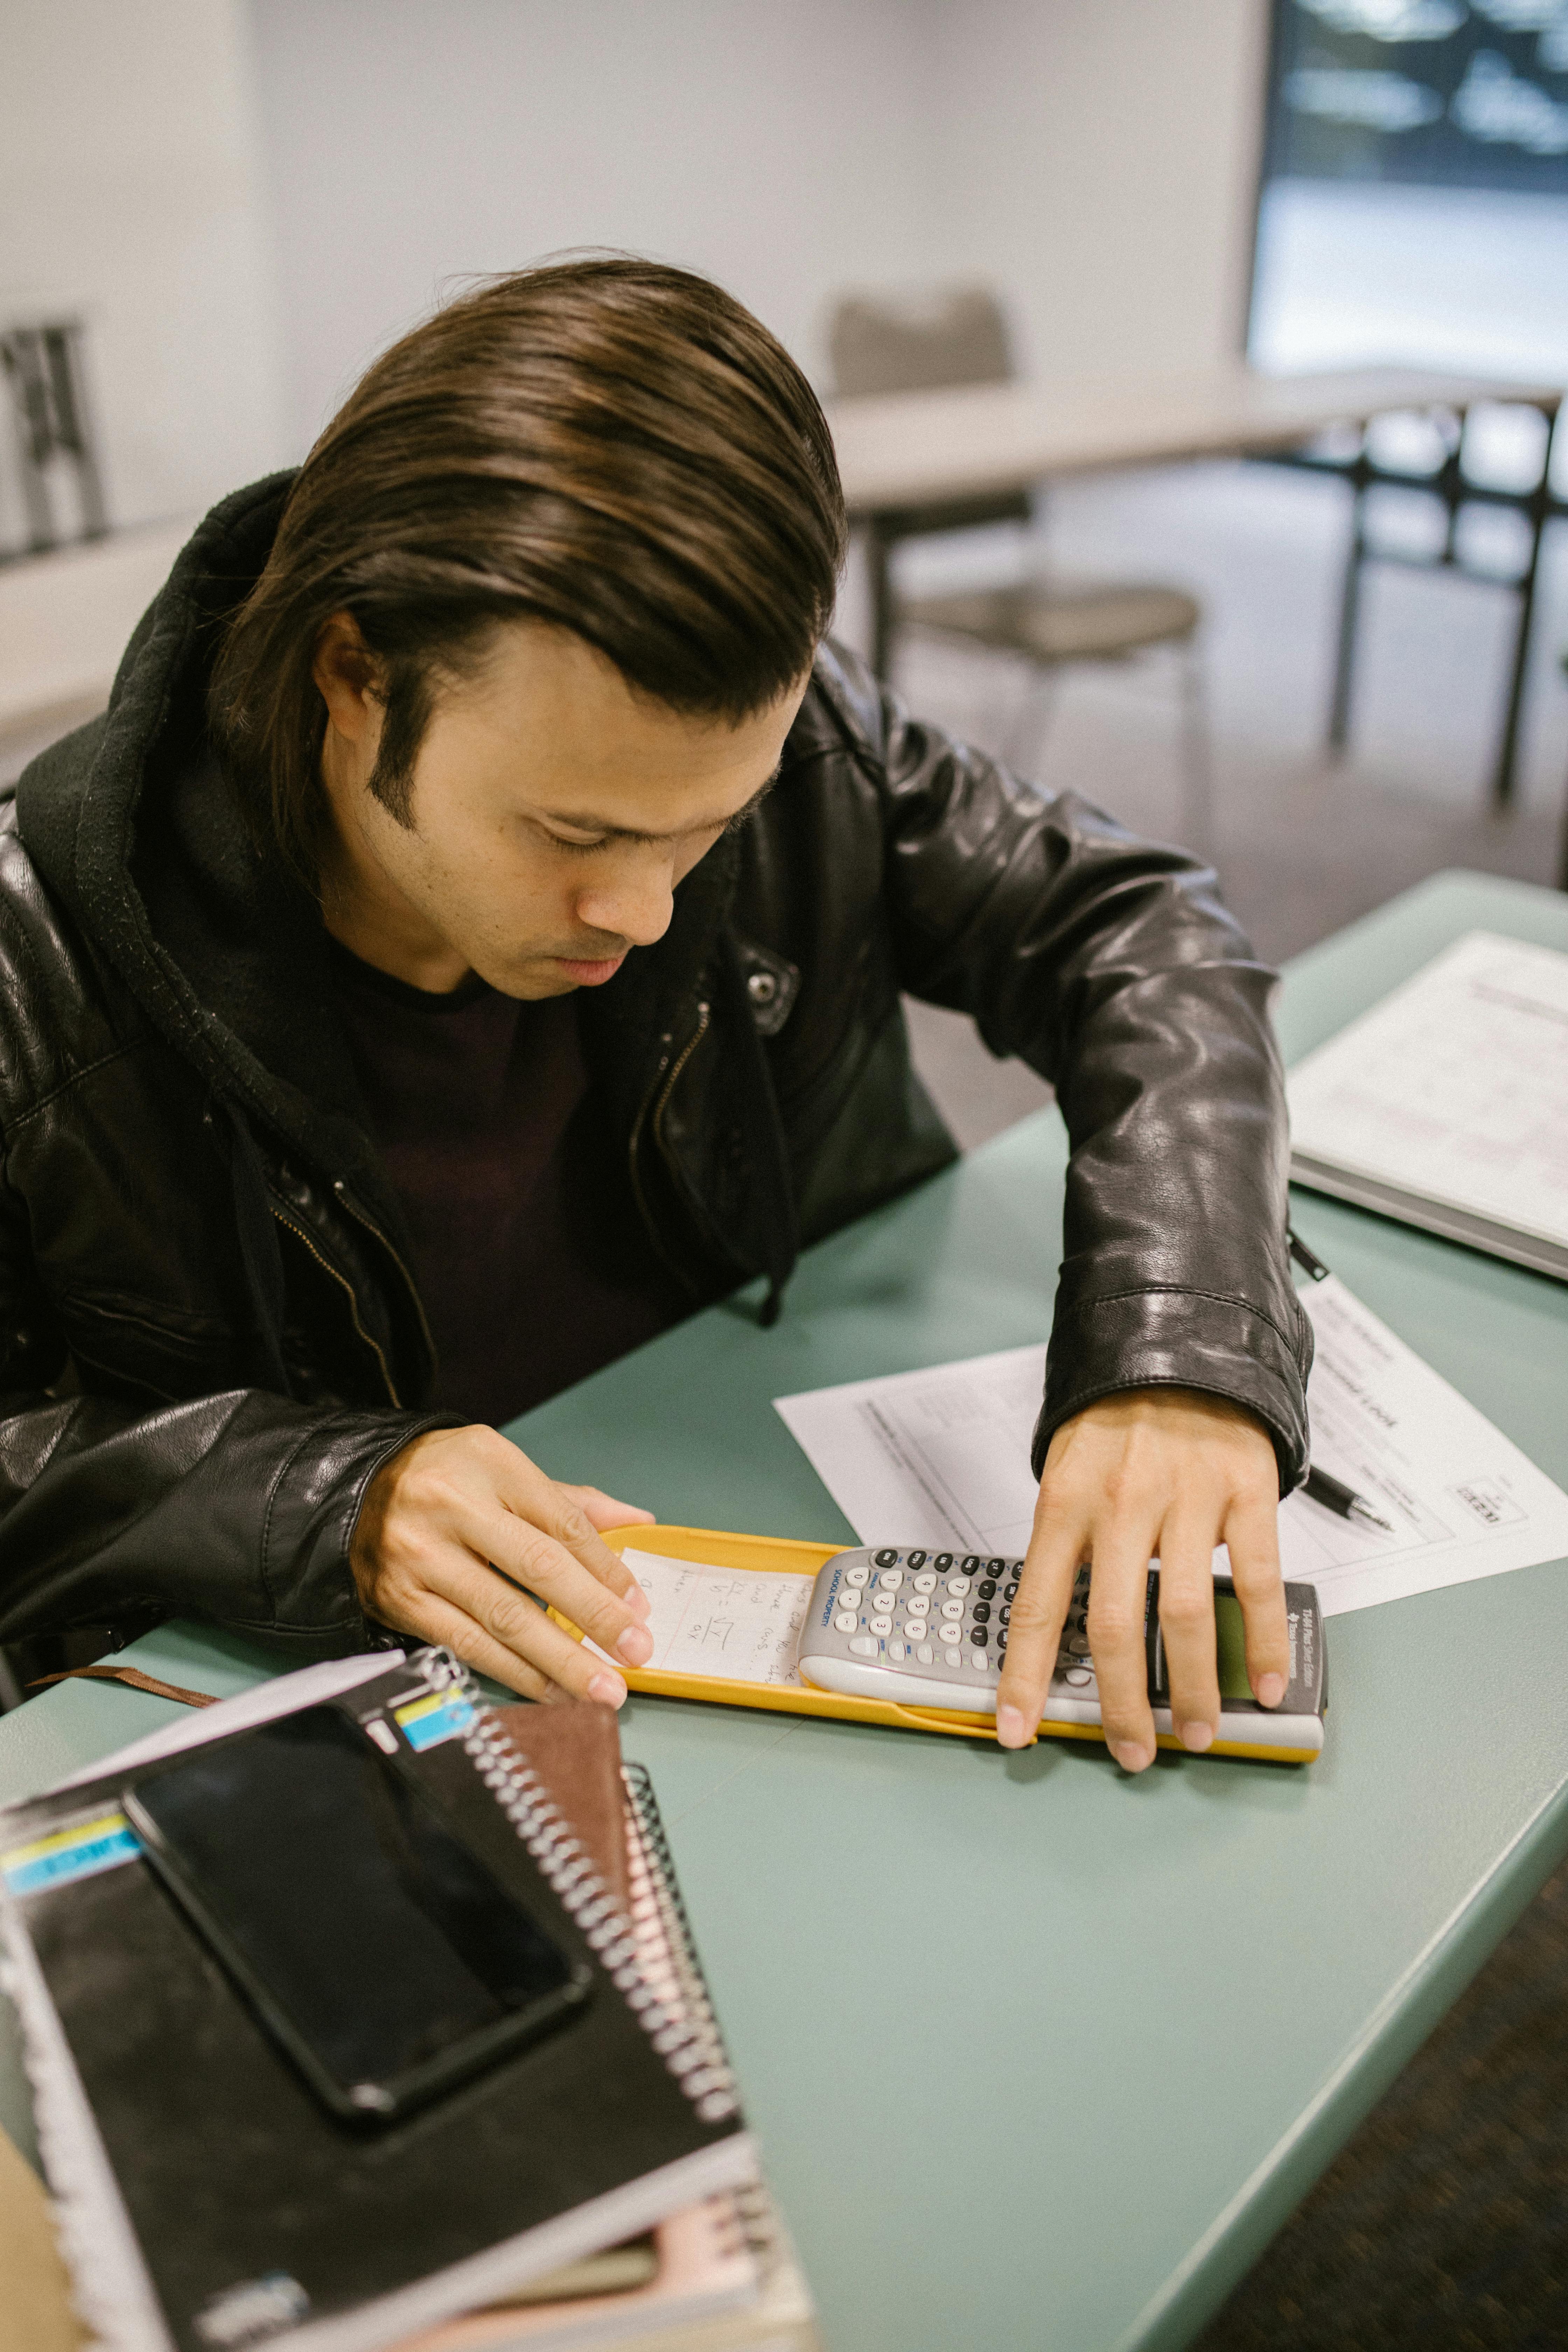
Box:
[554,952,627,986]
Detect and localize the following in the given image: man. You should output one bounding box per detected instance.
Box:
[0,259,1309,1767]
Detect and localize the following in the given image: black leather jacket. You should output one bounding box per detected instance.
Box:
[0,477,1310,1656]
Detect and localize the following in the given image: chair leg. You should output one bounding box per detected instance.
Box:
[1177,638,1216,860]
[1001,662,1061,774]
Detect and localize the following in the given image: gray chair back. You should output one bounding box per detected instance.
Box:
[827,285,1029,537]
[829,284,1014,399]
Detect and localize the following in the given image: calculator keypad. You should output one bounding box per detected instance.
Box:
[803,1548,1098,1708]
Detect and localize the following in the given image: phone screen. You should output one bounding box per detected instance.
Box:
[124,1704,587,2120]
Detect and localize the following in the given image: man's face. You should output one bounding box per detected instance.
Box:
[315,617,810,997]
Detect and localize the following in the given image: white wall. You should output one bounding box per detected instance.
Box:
[249,0,1269,457]
[925,0,1268,381]
[0,0,289,538]
[249,0,953,451]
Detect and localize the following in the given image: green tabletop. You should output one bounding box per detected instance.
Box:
[4,870,1567,2352]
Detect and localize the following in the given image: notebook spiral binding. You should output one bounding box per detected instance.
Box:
[418,1649,739,2126]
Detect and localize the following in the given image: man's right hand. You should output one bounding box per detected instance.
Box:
[349,1424,656,1704]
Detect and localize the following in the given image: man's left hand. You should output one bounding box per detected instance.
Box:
[994,1388,1287,1768]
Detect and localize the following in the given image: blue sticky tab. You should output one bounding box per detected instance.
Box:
[393,1692,476,1752]
[3,1812,141,1897]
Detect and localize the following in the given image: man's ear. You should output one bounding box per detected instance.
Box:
[312,611,384,749]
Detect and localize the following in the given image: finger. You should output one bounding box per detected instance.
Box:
[555,1485,656,1614]
[433,1552,634,1704]
[478,1510,657,1668]
[490,1453,655,1636]
[410,1590,625,1707]
[1084,1517,1162,1773]
[439,1453,652,1666]
[1222,1486,1290,1707]
[995,1489,1090,1749]
[362,1571,556,1703]
[1154,1510,1222,1753]
[560,1485,657,1534]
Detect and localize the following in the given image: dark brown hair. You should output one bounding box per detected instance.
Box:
[209,257,846,882]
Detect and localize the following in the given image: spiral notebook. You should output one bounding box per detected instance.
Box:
[0,1653,756,2352]
[1287,930,1568,1282]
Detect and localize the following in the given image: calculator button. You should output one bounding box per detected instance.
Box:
[844,1564,870,1587]
[998,1604,1010,1625]
[996,1632,1007,1654]
[1064,1666,1093,1687]
[939,1599,964,1622]
[889,1639,906,1661]
[972,1603,991,1623]
[874,1549,899,1568]
[1004,1581,1019,1602]
[971,1626,988,1646]
[913,1573,937,1594]
[961,1556,982,1572]
[906,1550,927,1569]
[850,1636,878,1657]
[917,1644,934,1665]
[934,1553,953,1570]
[987,1559,1007,1575]
[1070,1634,1090,1656]
[978,1579,997,1601]
[946,1576,972,1598]
[944,1648,963,1667]
[878,1568,903,1591]
[834,1611,858,1633]
[970,1650,991,1670]
[870,1614,892,1636]
[906,1592,930,1615]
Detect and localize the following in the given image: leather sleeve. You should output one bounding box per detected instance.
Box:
[0,1175,446,1652]
[821,646,1312,1493]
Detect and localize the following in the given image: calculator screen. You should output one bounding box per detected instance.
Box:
[1214,1593,1251,1701]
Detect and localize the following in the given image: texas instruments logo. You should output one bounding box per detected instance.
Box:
[1287,1610,1300,1684]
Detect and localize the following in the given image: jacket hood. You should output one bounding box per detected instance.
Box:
[14,474,416,1232]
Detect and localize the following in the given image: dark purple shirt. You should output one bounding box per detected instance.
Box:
[329,944,688,1425]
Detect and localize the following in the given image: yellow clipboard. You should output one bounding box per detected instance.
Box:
[563,1523,1011,1741]
[551,1525,1323,1764]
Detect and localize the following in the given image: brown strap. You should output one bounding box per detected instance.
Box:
[25,1664,219,1709]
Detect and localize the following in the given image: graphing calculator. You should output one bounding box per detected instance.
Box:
[794,1548,1327,1762]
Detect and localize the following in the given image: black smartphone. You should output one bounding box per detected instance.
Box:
[122,1703,591,2125]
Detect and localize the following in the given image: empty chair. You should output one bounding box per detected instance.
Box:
[828,285,1211,847]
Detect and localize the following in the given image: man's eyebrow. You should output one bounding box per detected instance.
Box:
[537,760,785,847]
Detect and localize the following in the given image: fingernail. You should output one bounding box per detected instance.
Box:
[1256,1672,1285,1708]
[1112,1741,1153,1772]
[1181,1721,1214,1753]
[996,1704,1028,1748]
[587,1671,627,1707]
[616,1623,653,1665]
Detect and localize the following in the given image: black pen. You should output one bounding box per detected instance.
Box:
[1303,1462,1395,1533]
[1287,1227,1397,1534]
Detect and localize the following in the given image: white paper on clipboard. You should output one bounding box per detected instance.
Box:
[774,1276,1568,1619]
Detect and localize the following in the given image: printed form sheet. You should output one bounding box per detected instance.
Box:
[1287,931,1568,1254]
[774,1276,1568,1619]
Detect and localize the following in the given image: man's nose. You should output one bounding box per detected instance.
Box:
[574,867,674,949]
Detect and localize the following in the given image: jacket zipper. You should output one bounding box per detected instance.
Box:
[268,1204,402,1408]
[329,1180,440,1372]
[628,999,710,1289]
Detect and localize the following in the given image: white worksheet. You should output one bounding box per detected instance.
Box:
[1287,931,1568,1258]
[593,1551,814,1685]
[774,1275,1568,1620]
